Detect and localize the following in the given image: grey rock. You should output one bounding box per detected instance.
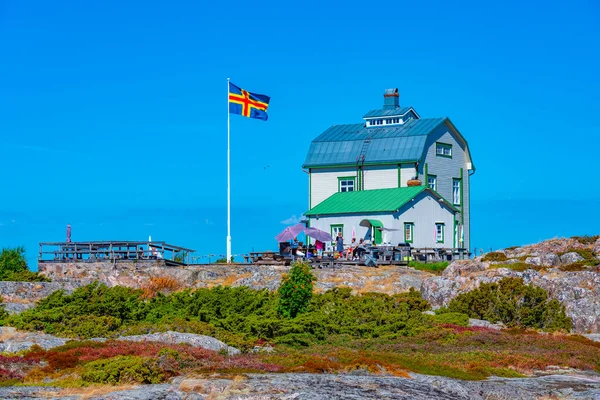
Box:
[0,326,67,353]
[1,373,600,399]
[561,252,585,264]
[90,385,204,400]
[583,334,600,342]
[468,318,504,330]
[116,331,240,355]
[526,253,560,267]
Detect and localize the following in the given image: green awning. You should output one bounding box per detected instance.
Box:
[359,219,383,228]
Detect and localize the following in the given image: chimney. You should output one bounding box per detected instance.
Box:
[383,88,399,110]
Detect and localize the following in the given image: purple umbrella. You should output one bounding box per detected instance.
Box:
[275,223,305,242]
[304,227,333,242]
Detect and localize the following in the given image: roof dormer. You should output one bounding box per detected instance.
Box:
[363,88,420,127]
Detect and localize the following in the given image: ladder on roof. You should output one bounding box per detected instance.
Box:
[356,134,374,191]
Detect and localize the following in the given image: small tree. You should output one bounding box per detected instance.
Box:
[0,247,27,280]
[277,261,316,318]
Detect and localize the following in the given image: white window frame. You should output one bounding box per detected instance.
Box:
[339,178,355,192]
[427,175,437,191]
[436,142,452,157]
[404,222,414,243]
[435,223,445,243]
[452,179,461,205]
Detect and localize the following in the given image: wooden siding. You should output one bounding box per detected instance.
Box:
[308,191,455,248]
[363,166,397,190]
[310,167,357,208]
[400,163,416,187]
[420,122,471,249]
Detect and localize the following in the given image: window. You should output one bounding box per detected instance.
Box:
[404,223,414,243]
[427,175,437,191]
[338,177,355,192]
[436,142,452,158]
[453,179,461,205]
[331,224,343,239]
[435,223,445,243]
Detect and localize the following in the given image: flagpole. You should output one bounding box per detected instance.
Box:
[227,78,232,263]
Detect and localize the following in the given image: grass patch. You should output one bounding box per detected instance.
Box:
[489,262,542,272]
[408,261,449,274]
[482,252,507,262]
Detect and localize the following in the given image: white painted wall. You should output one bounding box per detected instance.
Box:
[310,167,357,208]
[420,122,471,249]
[363,165,397,190]
[308,191,456,248]
[399,163,416,187]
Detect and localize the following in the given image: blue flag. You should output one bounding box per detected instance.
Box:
[228,82,270,121]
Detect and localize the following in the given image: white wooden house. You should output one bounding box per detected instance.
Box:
[303,88,475,249]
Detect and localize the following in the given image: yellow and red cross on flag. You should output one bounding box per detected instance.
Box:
[228,82,270,121]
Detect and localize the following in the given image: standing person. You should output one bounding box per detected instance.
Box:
[290,237,299,259]
[315,240,324,258]
[335,232,344,256]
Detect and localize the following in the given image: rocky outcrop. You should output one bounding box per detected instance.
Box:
[0,372,599,399]
[0,281,77,314]
[0,327,239,355]
[0,327,68,352]
[422,237,600,334]
[38,261,431,295]
[109,331,240,356]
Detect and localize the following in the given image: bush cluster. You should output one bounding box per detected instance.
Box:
[10,281,431,347]
[446,277,572,331]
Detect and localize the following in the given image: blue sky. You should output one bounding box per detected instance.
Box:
[1,0,599,266]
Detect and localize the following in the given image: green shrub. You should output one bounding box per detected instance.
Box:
[447,277,572,332]
[431,312,470,326]
[481,252,507,262]
[81,356,165,384]
[408,261,449,274]
[277,261,316,318]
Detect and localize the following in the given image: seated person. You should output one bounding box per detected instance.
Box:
[346,238,356,260]
[353,238,367,259]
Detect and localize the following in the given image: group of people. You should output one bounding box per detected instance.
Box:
[335,232,367,260]
[287,232,370,261]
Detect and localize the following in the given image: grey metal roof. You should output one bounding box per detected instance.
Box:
[362,106,415,118]
[303,118,447,168]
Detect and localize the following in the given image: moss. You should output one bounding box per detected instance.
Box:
[481,252,507,262]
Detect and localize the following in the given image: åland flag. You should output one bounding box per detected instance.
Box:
[228,82,270,121]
